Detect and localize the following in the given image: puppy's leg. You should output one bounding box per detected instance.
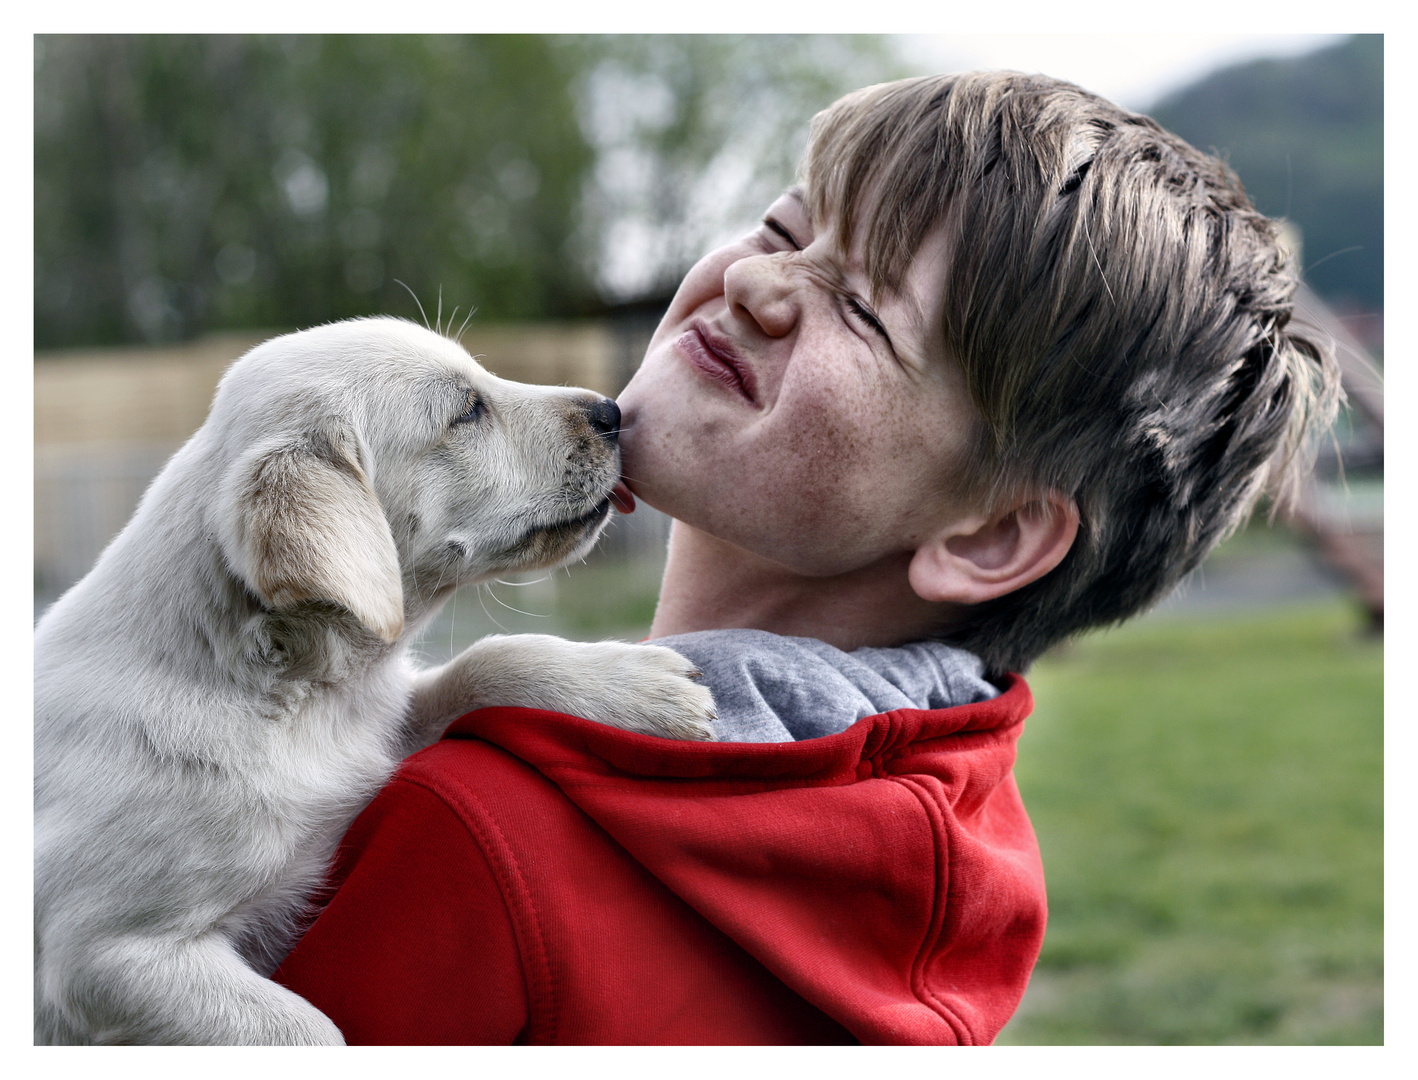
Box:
[406,634,717,750]
[39,932,344,1045]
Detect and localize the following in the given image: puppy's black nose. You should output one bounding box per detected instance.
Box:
[585,397,621,441]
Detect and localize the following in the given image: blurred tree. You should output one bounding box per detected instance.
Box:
[35,35,595,347]
[34,34,905,349]
[570,35,907,302]
[1149,34,1382,313]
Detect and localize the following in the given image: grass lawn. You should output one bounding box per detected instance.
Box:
[997,598,1383,1044]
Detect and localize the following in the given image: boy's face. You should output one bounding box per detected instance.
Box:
[617,187,982,578]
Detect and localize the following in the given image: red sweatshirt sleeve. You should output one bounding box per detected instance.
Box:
[273,776,528,1045]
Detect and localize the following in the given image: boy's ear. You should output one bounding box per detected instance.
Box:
[908,493,1079,606]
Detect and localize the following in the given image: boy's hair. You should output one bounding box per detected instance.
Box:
[801,72,1340,675]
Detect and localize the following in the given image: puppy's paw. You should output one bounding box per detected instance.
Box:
[435,634,717,741]
[588,643,717,742]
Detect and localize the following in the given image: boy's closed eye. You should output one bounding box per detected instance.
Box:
[763,216,802,250]
[844,296,892,344]
[763,215,893,346]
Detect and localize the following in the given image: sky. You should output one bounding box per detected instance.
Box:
[897,33,1348,111]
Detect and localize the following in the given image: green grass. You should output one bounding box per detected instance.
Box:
[996,599,1383,1044]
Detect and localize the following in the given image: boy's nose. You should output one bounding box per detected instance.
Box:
[724,254,797,338]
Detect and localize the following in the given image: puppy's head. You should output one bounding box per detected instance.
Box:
[212,317,624,642]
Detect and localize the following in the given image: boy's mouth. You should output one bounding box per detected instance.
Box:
[678,322,757,403]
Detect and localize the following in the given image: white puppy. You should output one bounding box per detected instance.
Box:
[34,317,715,1045]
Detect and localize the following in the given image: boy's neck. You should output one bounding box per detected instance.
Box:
[648,521,959,652]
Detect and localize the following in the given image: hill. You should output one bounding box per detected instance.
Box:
[1149,35,1382,314]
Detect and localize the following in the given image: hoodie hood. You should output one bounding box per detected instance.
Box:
[442,674,1046,1045]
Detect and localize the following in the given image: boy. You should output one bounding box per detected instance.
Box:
[272,72,1336,1044]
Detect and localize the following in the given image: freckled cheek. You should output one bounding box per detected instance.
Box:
[795,378,963,512]
[761,395,878,519]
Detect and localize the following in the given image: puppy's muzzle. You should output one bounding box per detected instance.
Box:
[583,397,620,442]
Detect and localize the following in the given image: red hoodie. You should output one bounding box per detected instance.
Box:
[272,674,1046,1045]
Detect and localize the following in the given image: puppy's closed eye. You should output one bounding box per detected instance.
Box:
[453,392,485,426]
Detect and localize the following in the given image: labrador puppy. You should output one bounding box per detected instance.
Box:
[34,317,715,1045]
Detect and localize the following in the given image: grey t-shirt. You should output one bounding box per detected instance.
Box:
[655,629,1000,743]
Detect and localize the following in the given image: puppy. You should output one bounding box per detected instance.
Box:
[34,317,715,1045]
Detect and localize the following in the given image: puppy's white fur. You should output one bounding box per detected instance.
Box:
[34,317,715,1045]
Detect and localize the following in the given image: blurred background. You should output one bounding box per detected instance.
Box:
[33,33,1382,1043]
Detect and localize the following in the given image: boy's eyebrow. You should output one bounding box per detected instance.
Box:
[782,185,808,221]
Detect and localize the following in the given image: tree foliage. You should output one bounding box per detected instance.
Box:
[571,35,906,301]
[34,34,905,349]
[35,35,596,348]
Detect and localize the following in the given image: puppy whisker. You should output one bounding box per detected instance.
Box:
[448,581,458,660]
[472,582,504,634]
[456,306,478,344]
[485,582,550,619]
[394,278,431,330]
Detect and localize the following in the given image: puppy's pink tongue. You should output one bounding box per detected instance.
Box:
[611,482,636,515]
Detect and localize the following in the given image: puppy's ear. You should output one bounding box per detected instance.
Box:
[225,418,404,642]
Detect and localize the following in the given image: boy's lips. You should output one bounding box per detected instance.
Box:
[677,322,757,403]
